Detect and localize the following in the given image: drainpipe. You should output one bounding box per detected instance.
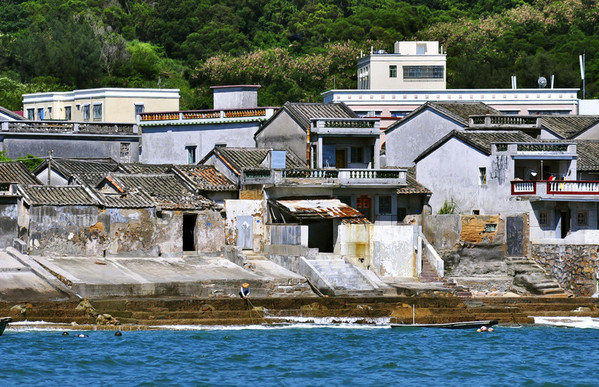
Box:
[47,150,53,186]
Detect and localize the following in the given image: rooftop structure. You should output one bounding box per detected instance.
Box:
[22,88,180,124]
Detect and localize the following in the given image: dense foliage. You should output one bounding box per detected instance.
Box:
[0,0,597,110]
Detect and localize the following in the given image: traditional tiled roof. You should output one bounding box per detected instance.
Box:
[98,190,156,208]
[397,169,432,195]
[173,165,237,191]
[574,141,599,171]
[202,147,305,175]
[70,172,111,187]
[255,102,357,137]
[119,163,173,174]
[0,162,41,185]
[33,158,119,179]
[386,101,500,133]
[104,173,212,209]
[541,116,599,139]
[20,185,99,206]
[414,130,539,162]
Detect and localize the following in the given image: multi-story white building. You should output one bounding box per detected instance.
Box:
[22,88,180,124]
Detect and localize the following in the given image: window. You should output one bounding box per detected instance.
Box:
[539,211,549,226]
[93,103,102,120]
[577,211,588,226]
[416,44,427,55]
[186,145,197,164]
[46,107,52,119]
[64,106,72,121]
[134,103,145,115]
[351,147,364,163]
[379,196,392,214]
[27,109,34,120]
[389,65,397,78]
[479,167,487,185]
[403,65,444,79]
[82,104,90,120]
[37,108,44,120]
[120,143,131,163]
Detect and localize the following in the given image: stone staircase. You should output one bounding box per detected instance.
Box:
[508,257,569,297]
[306,255,383,296]
[420,258,472,298]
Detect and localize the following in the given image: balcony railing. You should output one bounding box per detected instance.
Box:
[512,180,599,196]
[139,108,275,124]
[470,115,540,127]
[242,168,406,186]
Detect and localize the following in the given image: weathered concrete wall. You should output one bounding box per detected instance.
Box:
[460,215,504,244]
[141,123,259,164]
[372,225,416,277]
[107,208,157,256]
[0,200,18,249]
[385,109,464,168]
[423,214,460,253]
[531,244,599,296]
[195,210,225,253]
[269,225,308,246]
[3,136,139,162]
[336,223,370,261]
[224,200,266,251]
[28,206,107,256]
[255,113,307,163]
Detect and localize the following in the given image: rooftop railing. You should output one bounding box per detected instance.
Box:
[470,115,540,127]
[139,108,275,123]
[511,180,599,196]
[242,168,406,186]
[1,121,137,134]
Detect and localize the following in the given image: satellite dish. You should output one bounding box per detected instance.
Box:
[538,76,547,88]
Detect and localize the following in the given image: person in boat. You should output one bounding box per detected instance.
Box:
[239,282,251,306]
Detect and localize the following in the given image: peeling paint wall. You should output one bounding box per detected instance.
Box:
[224,200,266,251]
[0,199,18,249]
[28,205,107,256]
[195,210,225,253]
[107,207,157,256]
[460,215,504,244]
[336,223,416,277]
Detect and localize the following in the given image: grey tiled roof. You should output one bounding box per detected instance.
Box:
[34,158,119,179]
[105,173,212,209]
[119,163,173,174]
[20,185,99,206]
[205,147,305,175]
[541,116,599,139]
[386,101,500,133]
[397,169,431,195]
[575,141,599,171]
[173,165,237,191]
[414,130,539,162]
[98,190,156,208]
[0,162,41,185]
[70,172,111,187]
[282,102,357,128]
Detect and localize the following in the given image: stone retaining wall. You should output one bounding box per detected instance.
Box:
[531,244,599,296]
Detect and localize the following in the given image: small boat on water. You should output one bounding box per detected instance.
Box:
[391,320,499,329]
[0,317,12,336]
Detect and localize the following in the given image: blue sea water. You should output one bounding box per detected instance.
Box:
[1,324,599,386]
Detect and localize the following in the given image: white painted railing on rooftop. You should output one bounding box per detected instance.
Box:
[511,180,599,195]
[242,168,406,185]
[470,115,539,127]
[139,108,276,123]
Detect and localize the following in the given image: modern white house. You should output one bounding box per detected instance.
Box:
[22,88,180,123]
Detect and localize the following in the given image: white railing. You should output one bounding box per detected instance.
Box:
[512,181,536,194]
[548,181,599,194]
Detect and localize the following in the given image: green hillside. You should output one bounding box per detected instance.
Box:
[0,0,596,110]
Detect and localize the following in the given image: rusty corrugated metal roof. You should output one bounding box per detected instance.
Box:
[274,199,364,219]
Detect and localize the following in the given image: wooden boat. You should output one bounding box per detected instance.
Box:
[0,317,12,336]
[391,320,499,329]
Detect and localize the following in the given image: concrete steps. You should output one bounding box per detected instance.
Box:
[508,257,569,297]
[307,257,383,296]
[420,258,473,298]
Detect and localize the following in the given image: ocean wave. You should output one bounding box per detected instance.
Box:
[533,316,599,329]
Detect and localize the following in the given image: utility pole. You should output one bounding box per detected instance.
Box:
[47,150,53,185]
[579,52,586,99]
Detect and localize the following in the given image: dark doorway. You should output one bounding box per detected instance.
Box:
[335,149,347,168]
[506,216,524,257]
[308,220,334,252]
[183,214,197,251]
[560,211,570,238]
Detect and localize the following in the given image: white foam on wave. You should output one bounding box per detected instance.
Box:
[533,316,599,329]
[154,316,392,331]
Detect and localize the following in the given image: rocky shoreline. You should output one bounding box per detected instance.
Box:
[2,295,598,330]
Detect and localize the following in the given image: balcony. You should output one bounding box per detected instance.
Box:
[242,168,406,187]
[512,180,599,197]
[311,118,380,136]
[138,108,277,126]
